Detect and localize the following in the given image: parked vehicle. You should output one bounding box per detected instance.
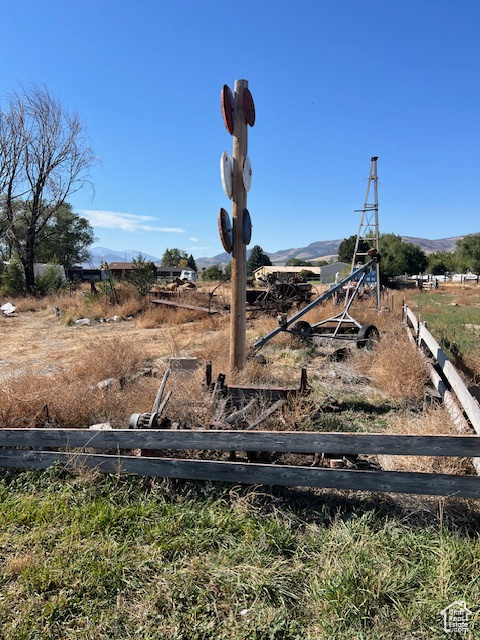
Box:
[180,270,197,282]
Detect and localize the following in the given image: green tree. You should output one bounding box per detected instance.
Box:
[455,234,480,273]
[246,245,272,276]
[337,235,370,264]
[127,255,157,295]
[1,201,95,268]
[298,269,316,280]
[202,265,225,281]
[161,248,188,267]
[378,234,428,279]
[427,251,457,275]
[187,254,197,272]
[223,261,231,281]
[34,203,95,268]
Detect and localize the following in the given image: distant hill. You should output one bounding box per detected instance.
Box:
[84,234,478,271]
[400,236,464,254]
[83,246,160,267]
[195,234,478,270]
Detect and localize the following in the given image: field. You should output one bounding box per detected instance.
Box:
[405,283,480,383]
[1,283,480,639]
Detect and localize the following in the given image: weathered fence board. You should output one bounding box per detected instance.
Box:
[1,449,479,498]
[405,306,419,333]
[2,428,480,456]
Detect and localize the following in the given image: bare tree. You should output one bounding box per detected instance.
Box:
[0,96,26,259]
[1,85,96,291]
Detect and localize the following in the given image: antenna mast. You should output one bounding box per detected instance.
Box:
[351,156,381,309]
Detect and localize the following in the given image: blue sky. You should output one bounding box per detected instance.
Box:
[1,0,479,260]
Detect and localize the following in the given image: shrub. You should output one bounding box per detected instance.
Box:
[1,257,26,296]
[35,264,66,295]
[126,256,157,296]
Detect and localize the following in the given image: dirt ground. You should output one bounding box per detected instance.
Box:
[1,307,170,379]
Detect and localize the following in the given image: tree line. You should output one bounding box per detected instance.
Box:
[338,233,480,280]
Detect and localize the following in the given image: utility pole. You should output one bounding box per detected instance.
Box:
[351,156,381,309]
[230,79,249,371]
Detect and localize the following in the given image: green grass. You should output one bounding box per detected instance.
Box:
[1,469,480,639]
[411,290,480,370]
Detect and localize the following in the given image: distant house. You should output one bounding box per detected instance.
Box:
[108,262,139,278]
[155,266,184,279]
[253,262,348,284]
[108,262,190,280]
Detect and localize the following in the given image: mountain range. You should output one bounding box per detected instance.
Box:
[83,246,161,267]
[84,234,477,269]
[195,234,476,269]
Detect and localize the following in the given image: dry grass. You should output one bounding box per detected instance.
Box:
[378,405,476,475]
[164,369,212,426]
[0,371,104,428]
[3,554,37,576]
[59,289,145,324]
[8,295,55,313]
[464,352,480,381]
[73,336,147,381]
[135,304,209,328]
[0,336,158,429]
[354,318,429,400]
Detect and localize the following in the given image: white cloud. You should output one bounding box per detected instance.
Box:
[189,236,199,242]
[80,210,185,234]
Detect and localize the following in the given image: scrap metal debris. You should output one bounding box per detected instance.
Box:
[1,302,16,316]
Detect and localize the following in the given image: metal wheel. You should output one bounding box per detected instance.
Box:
[246,289,270,319]
[262,283,298,315]
[308,284,320,299]
[208,283,231,315]
[356,324,380,349]
[291,320,312,338]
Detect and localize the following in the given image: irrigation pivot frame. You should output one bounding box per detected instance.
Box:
[252,257,379,351]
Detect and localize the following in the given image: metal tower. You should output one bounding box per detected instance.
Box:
[351,156,381,309]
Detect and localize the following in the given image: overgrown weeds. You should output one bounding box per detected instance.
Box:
[354,321,428,400]
[379,405,476,475]
[0,337,157,428]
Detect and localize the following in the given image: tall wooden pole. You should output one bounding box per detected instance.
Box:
[230,79,248,372]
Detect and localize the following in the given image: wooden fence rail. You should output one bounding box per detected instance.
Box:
[2,428,480,498]
[2,428,480,456]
